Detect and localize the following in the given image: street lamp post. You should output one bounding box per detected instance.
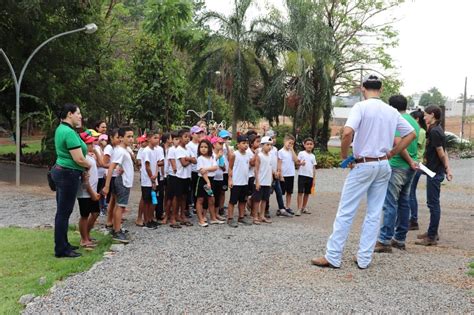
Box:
[0,23,98,187]
[207,70,221,122]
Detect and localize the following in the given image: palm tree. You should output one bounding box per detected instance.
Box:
[252,0,335,140]
[195,0,256,138]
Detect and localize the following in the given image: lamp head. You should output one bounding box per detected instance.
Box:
[84,23,98,34]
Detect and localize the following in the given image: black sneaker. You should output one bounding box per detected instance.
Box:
[120,228,129,234]
[408,219,419,231]
[144,222,157,230]
[219,208,225,216]
[55,250,82,258]
[286,208,295,216]
[112,231,130,244]
[227,219,238,228]
[390,239,406,250]
[238,217,252,225]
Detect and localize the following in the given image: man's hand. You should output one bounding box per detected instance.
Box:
[256,182,260,191]
[446,167,453,181]
[91,192,101,202]
[102,186,109,196]
[228,178,233,189]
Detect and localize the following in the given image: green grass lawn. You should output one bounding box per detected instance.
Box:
[0,138,42,155]
[0,226,111,313]
[469,261,474,277]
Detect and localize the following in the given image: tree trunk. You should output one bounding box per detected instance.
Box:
[320,98,331,152]
[232,102,238,140]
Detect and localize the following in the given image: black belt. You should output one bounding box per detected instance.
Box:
[355,156,388,163]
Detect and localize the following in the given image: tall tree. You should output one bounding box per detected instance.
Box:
[197,0,257,138]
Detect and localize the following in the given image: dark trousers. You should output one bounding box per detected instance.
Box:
[51,166,82,256]
[265,179,286,211]
[427,172,444,239]
[156,179,165,219]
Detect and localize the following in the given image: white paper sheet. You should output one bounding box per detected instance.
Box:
[418,162,436,178]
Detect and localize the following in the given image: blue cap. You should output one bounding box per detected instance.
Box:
[218,130,231,138]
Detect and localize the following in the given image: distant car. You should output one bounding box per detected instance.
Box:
[444,131,470,146]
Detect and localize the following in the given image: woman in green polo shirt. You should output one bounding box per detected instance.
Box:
[51,103,91,258]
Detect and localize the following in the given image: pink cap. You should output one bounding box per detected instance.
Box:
[210,137,224,144]
[98,134,108,142]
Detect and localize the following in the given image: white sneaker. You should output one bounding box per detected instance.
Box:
[302,208,312,214]
[295,209,302,216]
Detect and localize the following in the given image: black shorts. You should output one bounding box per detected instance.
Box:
[280,176,294,194]
[168,176,190,198]
[195,176,215,199]
[97,177,105,193]
[298,175,313,194]
[229,185,249,205]
[248,177,255,196]
[78,198,100,218]
[222,174,229,191]
[141,186,154,203]
[252,186,271,202]
[106,176,116,203]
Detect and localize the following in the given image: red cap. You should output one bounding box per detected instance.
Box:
[80,132,96,144]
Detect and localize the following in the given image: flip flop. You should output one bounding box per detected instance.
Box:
[135,223,145,227]
[170,223,182,229]
[180,221,194,227]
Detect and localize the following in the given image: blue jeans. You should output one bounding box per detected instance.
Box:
[325,161,391,268]
[426,172,444,239]
[272,179,285,210]
[51,166,82,256]
[378,167,415,245]
[408,171,423,222]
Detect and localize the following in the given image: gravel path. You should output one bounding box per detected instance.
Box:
[0,160,472,313]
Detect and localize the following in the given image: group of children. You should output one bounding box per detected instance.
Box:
[76,123,318,244]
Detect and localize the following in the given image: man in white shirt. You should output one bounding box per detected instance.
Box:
[312,75,416,269]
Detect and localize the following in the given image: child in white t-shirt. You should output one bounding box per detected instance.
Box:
[77,132,101,249]
[195,139,224,227]
[253,136,274,224]
[103,127,135,244]
[277,134,301,216]
[296,138,317,216]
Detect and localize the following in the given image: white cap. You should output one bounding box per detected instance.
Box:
[261,136,273,144]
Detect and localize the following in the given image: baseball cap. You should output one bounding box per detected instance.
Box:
[80,132,96,144]
[218,130,231,138]
[190,125,204,134]
[265,130,276,137]
[210,137,225,144]
[98,134,108,142]
[87,129,101,137]
[362,74,382,84]
[237,135,248,143]
[261,136,273,144]
[137,135,147,143]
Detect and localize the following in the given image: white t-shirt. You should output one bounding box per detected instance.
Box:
[175,146,192,179]
[77,154,98,198]
[155,146,165,180]
[140,147,158,187]
[257,152,272,186]
[247,148,255,178]
[214,152,224,181]
[232,150,251,186]
[278,148,296,177]
[345,98,414,158]
[297,151,317,178]
[186,141,199,173]
[166,146,177,176]
[94,145,106,178]
[136,147,145,161]
[197,155,217,177]
[112,146,134,188]
[269,146,278,172]
[104,144,118,177]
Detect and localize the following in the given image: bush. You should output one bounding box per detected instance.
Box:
[315,150,342,169]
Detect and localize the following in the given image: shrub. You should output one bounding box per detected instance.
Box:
[315,150,342,169]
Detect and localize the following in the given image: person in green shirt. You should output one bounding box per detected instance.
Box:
[51,103,91,258]
[375,95,419,253]
[408,109,427,230]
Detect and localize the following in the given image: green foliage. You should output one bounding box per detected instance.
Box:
[314,150,342,169]
[0,227,111,314]
[380,77,403,103]
[419,87,446,107]
[132,35,186,130]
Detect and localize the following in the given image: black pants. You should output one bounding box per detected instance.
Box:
[156,179,165,219]
[51,166,82,256]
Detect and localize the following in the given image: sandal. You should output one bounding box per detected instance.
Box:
[135,223,144,227]
[80,243,96,250]
[253,219,262,225]
[180,221,194,227]
[170,223,182,229]
[261,217,272,224]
